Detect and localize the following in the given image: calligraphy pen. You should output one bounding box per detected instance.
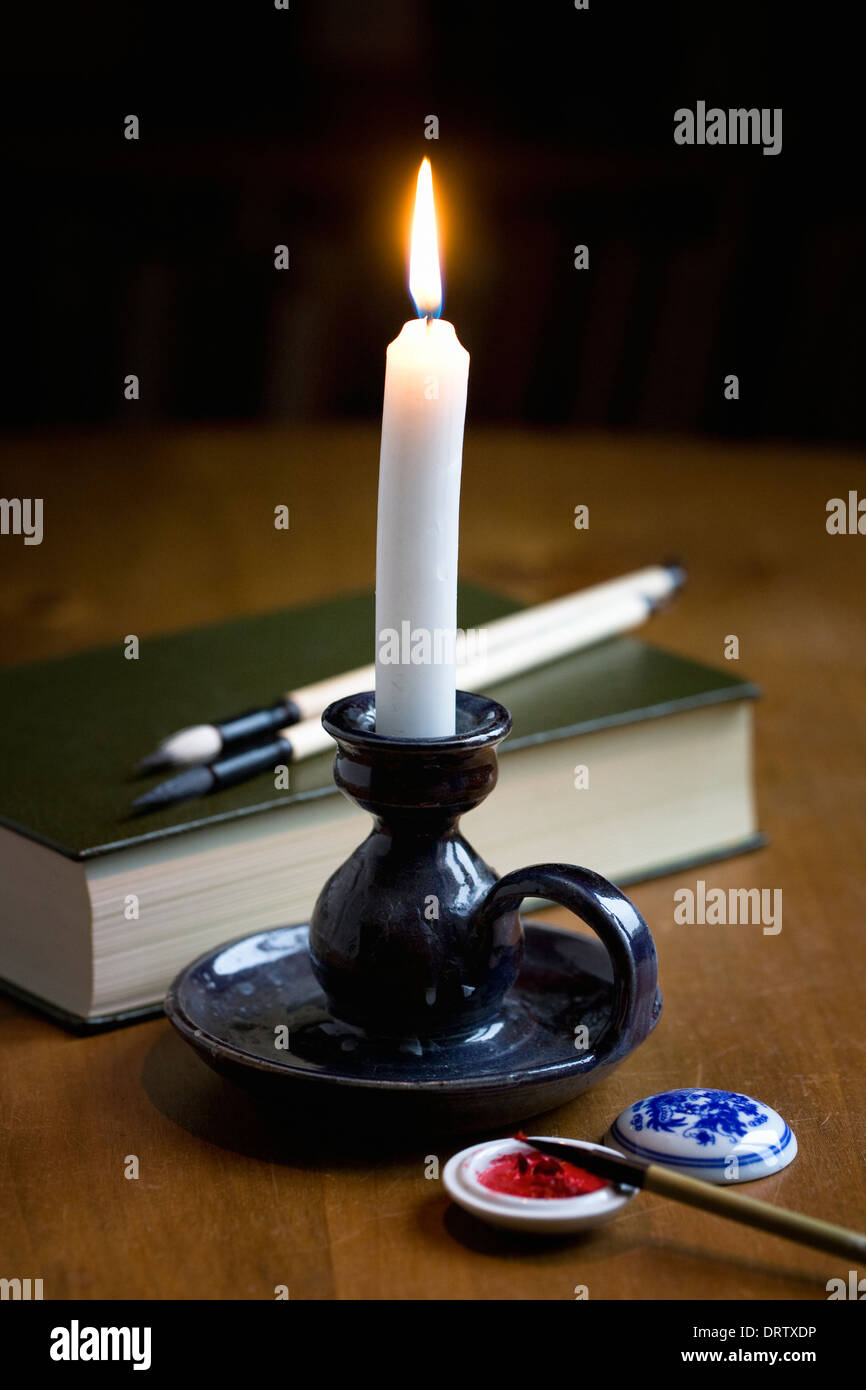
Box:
[130,577,676,812]
[524,1136,866,1262]
[135,563,685,774]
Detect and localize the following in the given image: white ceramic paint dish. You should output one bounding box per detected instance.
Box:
[443,1136,637,1234]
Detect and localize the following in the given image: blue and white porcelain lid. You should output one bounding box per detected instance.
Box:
[606,1088,797,1184]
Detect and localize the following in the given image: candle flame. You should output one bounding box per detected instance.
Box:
[409,158,442,318]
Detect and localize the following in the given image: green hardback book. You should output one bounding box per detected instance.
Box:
[0,586,763,1028]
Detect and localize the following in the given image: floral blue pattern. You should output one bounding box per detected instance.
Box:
[630,1089,769,1148]
[608,1087,796,1183]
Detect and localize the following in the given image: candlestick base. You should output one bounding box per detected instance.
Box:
[165,919,661,1136]
[166,689,662,1134]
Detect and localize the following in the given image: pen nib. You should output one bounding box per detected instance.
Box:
[130,765,215,813]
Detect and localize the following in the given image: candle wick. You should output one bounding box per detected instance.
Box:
[426,313,434,327]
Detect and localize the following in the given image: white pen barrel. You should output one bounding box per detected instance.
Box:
[291,566,675,720]
[460,590,652,691]
[292,663,377,722]
[474,564,674,657]
[289,590,652,750]
[288,716,336,761]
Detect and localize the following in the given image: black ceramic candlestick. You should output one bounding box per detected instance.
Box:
[309,691,521,1039]
[166,688,662,1133]
[309,690,660,1045]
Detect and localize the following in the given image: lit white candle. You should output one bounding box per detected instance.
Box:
[374,158,470,737]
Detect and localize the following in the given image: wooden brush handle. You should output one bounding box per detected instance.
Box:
[645,1164,866,1261]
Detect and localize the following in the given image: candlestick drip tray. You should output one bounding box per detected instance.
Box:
[166,921,661,1135]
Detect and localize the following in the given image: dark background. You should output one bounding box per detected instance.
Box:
[2,0,862,443]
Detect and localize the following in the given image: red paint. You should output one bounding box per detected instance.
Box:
[478,1146,610,1200]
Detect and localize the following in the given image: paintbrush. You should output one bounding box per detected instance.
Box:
[130,585,671,811]
[523,1136,866,1262]
[135,562,685,774]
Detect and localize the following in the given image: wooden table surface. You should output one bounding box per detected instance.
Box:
[2,424,865,1300]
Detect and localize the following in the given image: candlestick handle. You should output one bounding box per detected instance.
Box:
[471,864,661,1068]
